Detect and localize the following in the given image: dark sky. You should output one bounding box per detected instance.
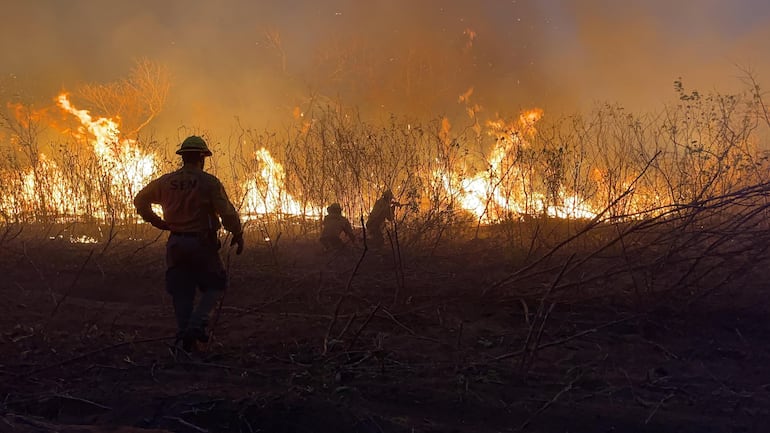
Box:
[2,0,769,137]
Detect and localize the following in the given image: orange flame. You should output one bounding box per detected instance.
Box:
[57,94,157,218]
[440,108,598,221]
[242,148,320,218]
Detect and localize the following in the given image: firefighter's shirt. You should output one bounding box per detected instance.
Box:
[134,165,241,234]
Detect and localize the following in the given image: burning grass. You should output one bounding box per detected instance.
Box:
[2,78,769,242]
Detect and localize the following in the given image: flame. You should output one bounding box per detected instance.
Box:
[463,28,477,51]
[0,153,75,217]
[1,93,650,228]
[0,94,158,221]
[242,147,320,218]
[458,87,474,104]
[57,93,156,192]
[1,92,323,224]
[56,94,157,219]
[439,117,452,146]
[6,102,47,129]
[439,108,598,221]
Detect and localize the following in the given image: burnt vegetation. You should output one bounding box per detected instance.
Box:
[1,74,770,432]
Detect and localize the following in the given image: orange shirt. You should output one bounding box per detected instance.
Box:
[134,165,241,234]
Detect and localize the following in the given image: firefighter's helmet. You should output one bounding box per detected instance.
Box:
[327,203,342,214]
[176,135,213,156]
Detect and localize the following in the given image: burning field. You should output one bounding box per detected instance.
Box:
[1,77,770,432]
[3,2,770,431]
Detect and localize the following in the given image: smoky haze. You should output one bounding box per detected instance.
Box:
[2,0,769,139]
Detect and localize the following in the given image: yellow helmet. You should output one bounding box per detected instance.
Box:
[176,135,212,156]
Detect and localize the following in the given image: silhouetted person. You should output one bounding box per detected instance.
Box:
[365,189,402,249]
[320,202,356,251]
[133,135,244,352]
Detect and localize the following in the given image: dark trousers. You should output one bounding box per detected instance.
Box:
[366,223,386,249]
[321,235,345,251]
[165,233,227,335]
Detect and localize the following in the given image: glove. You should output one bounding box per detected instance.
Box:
[230,232,244,255]
[150,218,170,231]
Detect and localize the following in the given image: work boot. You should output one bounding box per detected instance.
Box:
[181,334,197,353]
[175,330,195,353]
[193,325,210,342]
[182,326,211,352]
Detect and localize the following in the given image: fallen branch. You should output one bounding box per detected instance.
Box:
[644,392,675,424]
[50,248,95,318]
[518,370,583,431]
[22,335,174,377]
[519,255,574,373]
[493,314,642,362]
[378,308,446,345]
[347,303,381,351]
[164,416,209,433]
[323,296,346,356]
[52,393,112,411]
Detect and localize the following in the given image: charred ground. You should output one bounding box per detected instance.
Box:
[1,215,770,432]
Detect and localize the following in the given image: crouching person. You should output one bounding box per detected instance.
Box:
[320,202,356,252]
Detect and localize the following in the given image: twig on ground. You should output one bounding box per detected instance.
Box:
[323,296,345,356]
[347,303,381,351]
[336,312,357,342]
[379,308,415,334]
[0,223,23,247]
[644,392,675,424]
[174,361,268,377]
[378,308,446,345]
[22,241,55,305]
[520,299,530,327]
[164,416,209,433]
[387,212,405,307]
[454,321,464,372]
[50,248,94,318]
[519,255,573,373]
[642,338,680,360]
[5,413,58,431]
[522,303,555,374]
[52,393,112,410]
[131,230,165,255]
[518,371,583,431]
[492,314,643,362]
[22,335,174,377]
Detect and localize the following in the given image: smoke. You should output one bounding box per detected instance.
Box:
[1,0,769,139]
[545,1,770,112]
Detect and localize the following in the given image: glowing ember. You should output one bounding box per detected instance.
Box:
[70,234,98,244]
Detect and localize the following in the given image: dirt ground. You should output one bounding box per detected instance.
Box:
[1,231,769,433]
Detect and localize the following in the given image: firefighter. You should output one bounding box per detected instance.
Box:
[365,189,402,249]
[133,135,244,352]
[320,202,356,251]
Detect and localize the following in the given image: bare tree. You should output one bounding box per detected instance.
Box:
[76,57,170,136]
